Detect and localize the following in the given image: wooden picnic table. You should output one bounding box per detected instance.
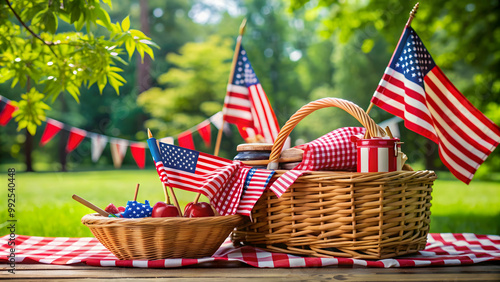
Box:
[3,262,500,281]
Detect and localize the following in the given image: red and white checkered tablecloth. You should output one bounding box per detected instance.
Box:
[1,233,499,268]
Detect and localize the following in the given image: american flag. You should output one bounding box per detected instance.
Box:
[236,168,275,216]
[223,45,280,143]
[371,26,500,184]
[147,138,274,215]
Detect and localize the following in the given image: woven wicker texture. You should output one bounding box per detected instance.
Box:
[232,98,437,259]
[82,214,244,260]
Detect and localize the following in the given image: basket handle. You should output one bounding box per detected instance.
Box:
[267,98,385,170]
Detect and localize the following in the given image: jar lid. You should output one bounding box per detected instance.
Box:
[278,148,303,163]
[236,143,273,152]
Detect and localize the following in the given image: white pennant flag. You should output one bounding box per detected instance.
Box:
[159,136,174,144]
[110,138,129,168]
[378,116,403,138]
[91,133,108,163]
[210,111,231,135]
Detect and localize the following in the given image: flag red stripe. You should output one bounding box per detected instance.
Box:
[426,68,500,150]
[249,84,280,142]
[424,89,492,161]
[437,147,473,184]
[371,96,405,118]
[432,67,500,140]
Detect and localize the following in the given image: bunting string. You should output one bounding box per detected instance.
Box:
[0,95,226,169]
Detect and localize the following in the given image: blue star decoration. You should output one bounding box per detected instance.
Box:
[121,200,152,218]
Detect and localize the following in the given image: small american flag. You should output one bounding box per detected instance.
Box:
[223,45,280,143]
[236,168,275,216]
[148,138,236,199]
[371,26,500,184]
[148,138,274,215]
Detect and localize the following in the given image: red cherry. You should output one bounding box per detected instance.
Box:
[184,202,214,217]
[105,203,119,214]
[118,206,125,212]
[152,201,179,217]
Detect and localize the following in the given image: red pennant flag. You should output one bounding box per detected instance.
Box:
[178,131,195,150]
[130,143,146,169]
[66,128,87,153]
[40,119,64,146]
[0,101,17,126]
[197,120,212,148]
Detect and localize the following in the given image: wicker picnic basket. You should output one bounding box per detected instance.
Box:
[232,98,437,259]
[82,213,244,260]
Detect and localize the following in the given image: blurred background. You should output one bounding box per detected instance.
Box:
[0,0,499,236]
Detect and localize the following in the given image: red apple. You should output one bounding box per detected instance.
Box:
[184,202,215,217]
[152,201,179,217]
[118,206,125,213]
[105,203,120,214]
[184,202,194,214]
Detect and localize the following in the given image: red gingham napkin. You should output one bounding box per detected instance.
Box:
[269,127,364,197]
[1,233,499,268]
[294,127,365,172]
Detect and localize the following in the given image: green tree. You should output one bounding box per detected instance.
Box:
[137,35,233,138]
[0,0,157,135]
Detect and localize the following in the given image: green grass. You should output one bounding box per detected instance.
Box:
[429,174,500,235]
[0,168,499,237]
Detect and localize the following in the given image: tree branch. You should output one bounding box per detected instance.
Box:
[5,0,58,57]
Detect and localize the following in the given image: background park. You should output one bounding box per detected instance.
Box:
[0,0,499,238]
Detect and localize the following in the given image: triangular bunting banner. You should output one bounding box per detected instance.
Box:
[130,143,146,169]
[197,120,212,148]
[66,128,87,153]
[210,111,231,135]
[40,119,64,146]
[110,139,128,169]
[178,131,195,150]
[0,95,226,169]
[91,134,108,163]
[0,101,17,126]
[159,137,174,144]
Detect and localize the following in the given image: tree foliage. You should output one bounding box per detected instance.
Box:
[0,0,158,135]
[289,0,500,110]
[1,0,498,176]
[137,35,233,137]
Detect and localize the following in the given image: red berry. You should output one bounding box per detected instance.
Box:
[105,203,119,214]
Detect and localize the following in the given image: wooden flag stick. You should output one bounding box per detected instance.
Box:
[72,194,109,217]
[148,129,181,215]
[366,2,420,116]
[213,18,248,157]
[133,183,140,201]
